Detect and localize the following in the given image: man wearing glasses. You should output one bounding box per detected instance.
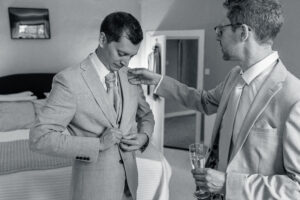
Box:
[128,0,300,199]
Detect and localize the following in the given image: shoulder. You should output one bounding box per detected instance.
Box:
[54,64,82,82]
[282,70,300,99]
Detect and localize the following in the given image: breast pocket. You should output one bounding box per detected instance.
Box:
[249,127,282,174]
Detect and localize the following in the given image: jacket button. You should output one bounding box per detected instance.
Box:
[119,159,123,164]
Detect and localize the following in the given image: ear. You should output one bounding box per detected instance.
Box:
[99,32,107,48]
[240,24,250,42]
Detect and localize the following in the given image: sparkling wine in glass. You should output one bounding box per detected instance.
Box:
[189,143,210,199]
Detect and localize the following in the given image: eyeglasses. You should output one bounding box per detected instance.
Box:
[214,23,242,37]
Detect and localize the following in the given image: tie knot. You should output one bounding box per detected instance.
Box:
[105,72,116,89]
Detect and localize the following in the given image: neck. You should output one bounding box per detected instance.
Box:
[95,47,111,71]
[239,44,273,71]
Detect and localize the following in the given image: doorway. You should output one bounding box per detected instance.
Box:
[143,30,205,152]
[164,39,199,150]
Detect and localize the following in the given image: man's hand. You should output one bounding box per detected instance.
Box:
[192,168,226,194]
[120,132,148,152]
[127,68,162,85]
[99,128,123,151]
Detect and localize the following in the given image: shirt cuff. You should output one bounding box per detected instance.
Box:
[153,75,164,94]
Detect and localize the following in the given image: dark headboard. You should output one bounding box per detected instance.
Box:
[0,73,55,99]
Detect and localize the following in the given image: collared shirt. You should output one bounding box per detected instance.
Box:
[89,52,116,91]
[241,51,279,85]
[231,51,279,145]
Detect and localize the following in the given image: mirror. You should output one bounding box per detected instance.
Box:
[8,7,51,39]
[164,39,199,150]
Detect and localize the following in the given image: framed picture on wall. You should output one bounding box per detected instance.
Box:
[8,7,51,39]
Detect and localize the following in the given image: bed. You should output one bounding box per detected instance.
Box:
[0,73,171,200]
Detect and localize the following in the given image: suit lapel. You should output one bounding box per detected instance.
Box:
[118,67,135,131]
[80,57,117,127]
[228,60,286,163]
[209,74,241,151]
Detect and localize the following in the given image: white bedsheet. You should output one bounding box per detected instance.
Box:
[0,166,72,200]
[0,130,171,200]
[0,129,29,142]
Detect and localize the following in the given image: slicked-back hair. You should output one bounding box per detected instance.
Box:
[100,11,143,45]
[223,0,284,43]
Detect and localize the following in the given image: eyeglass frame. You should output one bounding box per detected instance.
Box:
[214,23,243,37]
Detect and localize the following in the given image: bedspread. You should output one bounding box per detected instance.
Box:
[0,139,72,175]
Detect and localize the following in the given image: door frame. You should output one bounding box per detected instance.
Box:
[142,30,205,151]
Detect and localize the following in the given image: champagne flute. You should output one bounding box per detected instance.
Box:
[189,143,210,199]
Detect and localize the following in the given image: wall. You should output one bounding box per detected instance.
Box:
[275,0,300,77]
[0,0,140,76]
[141,0,300,89]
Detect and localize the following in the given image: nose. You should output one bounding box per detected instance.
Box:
[214,27,222,41]
[120,58,130,67]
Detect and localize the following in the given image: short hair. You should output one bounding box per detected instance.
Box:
[100,11,143,45]
[223,0,284,43]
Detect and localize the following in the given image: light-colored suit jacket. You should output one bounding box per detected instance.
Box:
[29,55,154,200]
[156,60,300,200]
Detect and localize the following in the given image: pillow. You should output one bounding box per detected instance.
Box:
[0,101,36,131]
[0,129,29,142]
[0,91,37,102]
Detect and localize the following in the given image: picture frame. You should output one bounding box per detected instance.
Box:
[8,7,51,39]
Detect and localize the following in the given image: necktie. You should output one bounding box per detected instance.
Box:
[231,84,250,146]
[218,76,245,171]
[105,72,122,123]
[105,72,116,105]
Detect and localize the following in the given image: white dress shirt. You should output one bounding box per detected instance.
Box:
[89,52,116,91]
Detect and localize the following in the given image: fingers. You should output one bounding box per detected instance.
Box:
[119,143,139,152]
[128,78,142,85]
[128,78,157,85]
[192,168,226,194]
[101,128,123,148]
[121,138,139,146]
[122,133,138,140]
[110,128,123,141]
[127,68,147,75]
[128,68,161,86]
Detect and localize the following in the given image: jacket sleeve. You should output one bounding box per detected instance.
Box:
[29,72,100,163]
[155,75,226,115]
[226,101,300,200]
[136,85,155,139]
